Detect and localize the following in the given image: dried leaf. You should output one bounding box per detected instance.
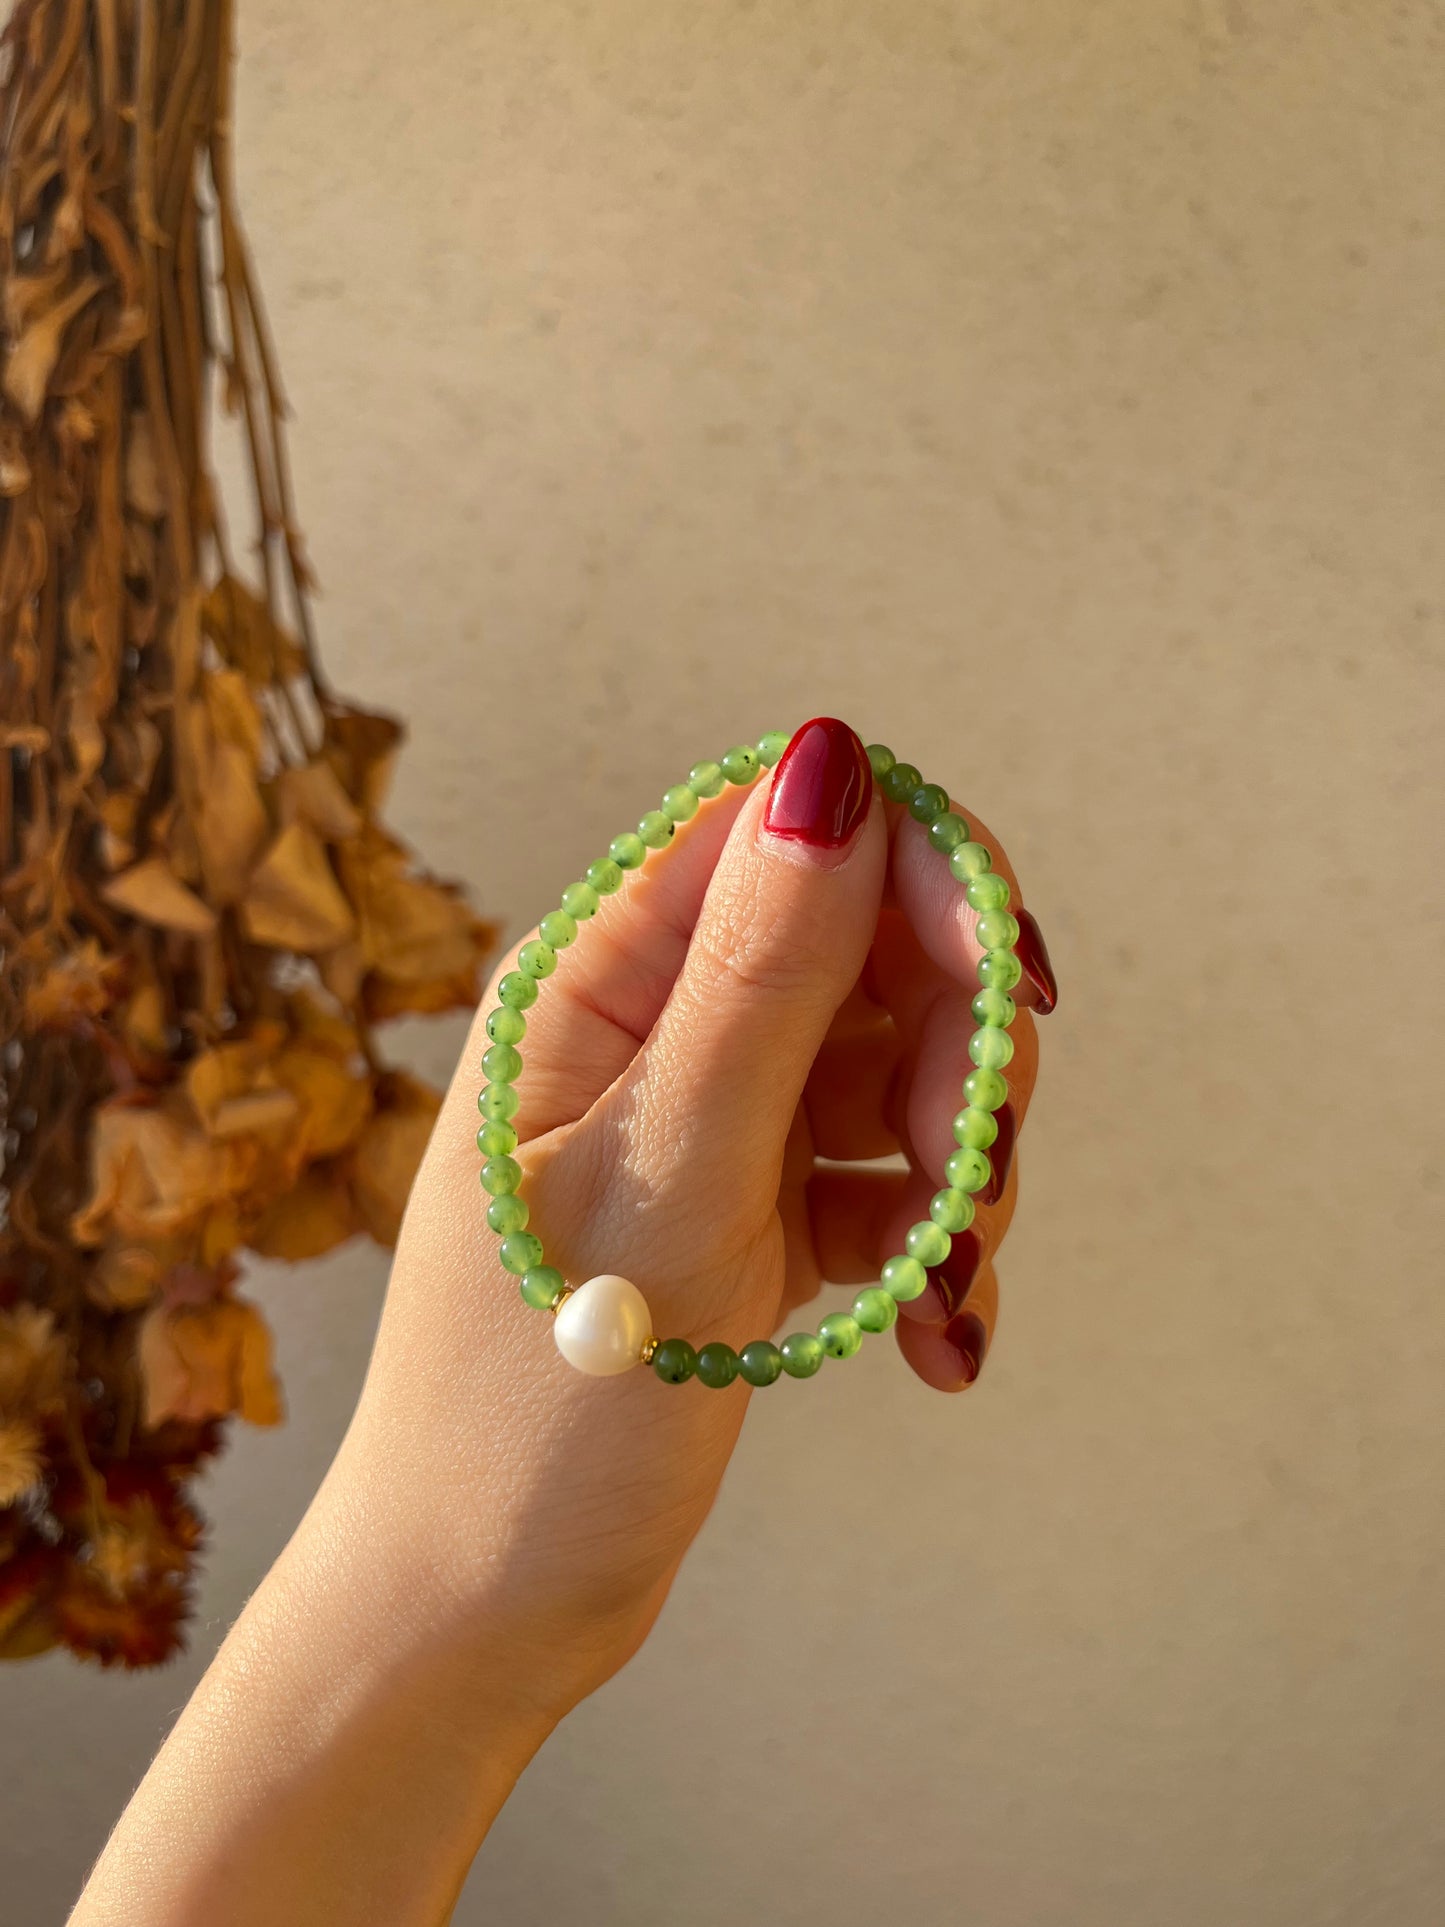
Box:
[21,937,117,1029]
[240,822,356,953]
[101,857,217,937]
[349,1073,441,1247]
[249,1166,357,1262]
[2,273,101,422]
[137,1297,282,1428]
[274,759,362,842]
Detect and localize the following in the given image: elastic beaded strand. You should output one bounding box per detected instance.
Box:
[476,731,1022,1382]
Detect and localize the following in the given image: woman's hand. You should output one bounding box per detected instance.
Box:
[71,719,1054,1927]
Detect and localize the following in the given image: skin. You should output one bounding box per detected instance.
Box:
[70,763,1043,1927]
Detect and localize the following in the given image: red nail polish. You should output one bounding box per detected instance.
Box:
[915,1226,980,1321]
[944,1310,988,1385]
[763,717,873,850]
[981,1103,1016,1207]
[1013,908,1057,1015]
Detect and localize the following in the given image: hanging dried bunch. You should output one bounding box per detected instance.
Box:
[0,0,495,1666]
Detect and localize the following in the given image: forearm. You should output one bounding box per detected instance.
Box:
[70,1465,557,1927]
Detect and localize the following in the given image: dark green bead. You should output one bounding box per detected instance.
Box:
[756,731,791,768]
[978,948,1024,992]
[818,1312,863,1359]
[487,1194,530,1235]
[966,872,1012,915]
[853,1287,898,1333]
[499,1231,544,1276]
[903,1221,951,1269]
[481,1041,523,1085]
[928,811,970,853]
[963,1067,1009,1112]
[930,1187,976,1233]
[661,785,698,824]
[486,1006,526,1047]
[781,1331,824,1378]
[585,857,624,895]
[721,745,760,785]
[864,743,896,780]
[949,841,993,882]
[476,1118,517,1158]
[880,760,921,804]
[969,1024,1014,1071]
[883,1252,931,1300]
[610,831,646,869]
[909,782,949,823]
[498,970,538,1010]
[688,760,725,799]
[517,940,557,979]
[971,987,1016,1029]
[738,1339,783,1386]
[975,910,1021,953]
[478,1082,520,1122]
[953,1105,999,1151]
[652,1337,699,1384]
[480,1153,522,1196]
[695,1342,740,1388]
[637,809,674,849]
[946,1145,992,1192]
[520,1264,565,1310]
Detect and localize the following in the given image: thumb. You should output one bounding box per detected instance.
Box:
[619,717,885,1199]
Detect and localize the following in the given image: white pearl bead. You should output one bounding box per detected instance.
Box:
[553,1274,652,1377]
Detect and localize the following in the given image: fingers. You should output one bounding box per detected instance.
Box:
[895,1262,998,1392]
[803,1028,902,1162]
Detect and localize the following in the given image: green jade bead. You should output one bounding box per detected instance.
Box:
[946,1145,992,1193]
[928,811,970,853]
[661,785,699,823]
[966,872,1012,914]
[971,987,1016,1029]
[480,1154,522,1196]
[520,1265,565,1310]
[499,1231,544,1276]
[585,858,623,895]
[963,1067,1009,1112]
[695,1342,740,1388]
[487,1194,529,1235]
[904,1220,952,1269]
[853,1287,898,1333]
[880,760,921,804]
[517,940,557,979]
[756,732,790,768]
[498,970,538,1010]
[738,1340,783,1386]
[909,782,949,823]
[949,841,993,881]
[978,949,1023,992]
[974,910,1021,953]
[638,809,674,849]
[652,1338,699,1384]
[540,909,578,949]
[864,743,896,779]
[781,1332,824,1378]
[688,760,725,798]
[478,1082,520,1122]
[930,1187,976,1233]
[610,831,646,869]
[969,1025,1015,1071]
[486,1006,526,1046]
[560,880,598,921]
[953,1105,999,1150]
[721,745,760,785]
[476,1118,518,1158]
[884,1251,932,1300]
[481,1042,523,1085]
[818,1312,864,1359]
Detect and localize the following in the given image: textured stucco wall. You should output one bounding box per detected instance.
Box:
[5,4,1445,1922]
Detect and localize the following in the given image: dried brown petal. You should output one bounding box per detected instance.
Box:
[101,857,217,937]
[240,823,357,954]
[137,1296,282,1429]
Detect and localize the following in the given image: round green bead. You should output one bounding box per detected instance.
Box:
[928,811,970,853]
[476,1118,518,1158]
[780,1332,824,1378]
[637,809,674,849]
[930,1187,976,1233]
[949,841,993,882]
[517,940,556,979]
[486,1006,526,1047]
[695,1342,740,1388]
[487,1194,530,1235]
[756,731,790,768]
[946,1145,993,1192]
[909,782,949,823]
[880,760,921,804]
[559,884,598,924]
[971,987,1016,1029]
[883,1252,931,1300]
[969,1024,1014,1071]
[585,857,624,896]
[499,1231,544,1276]
[721,745,760,785]
[689,760,725,799]
[652,1337,699,1384]
[661,785,698,824]
[853,1286,898,1333]
[904,1221,951,1269]
[480,1153,522,1196]
[520,1265,565,1310]
[966,872,1012,914]
[952,1105,999,1151]
[978,948,1023,992]
[738,1339,783,1385]
[610,831,646,869]
[498,970,538,1010]
[478,1082,520,1122]
[963,1067,1009,1112]
[481,1042,523,1085]
[818,1311,863,1359]
[975,909,1021,953]
[865,743,895,780]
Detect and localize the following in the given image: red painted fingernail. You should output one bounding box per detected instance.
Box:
[763,717,873,852]
[1013,908,1057,1015]
[981,1103,1016,1207]
[900,1226,983,1325]
[944,1310,988,1385]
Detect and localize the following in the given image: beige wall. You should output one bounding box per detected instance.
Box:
[7,4,1445,1921]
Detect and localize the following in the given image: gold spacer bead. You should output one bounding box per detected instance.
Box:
[639,1335,658,1366]
[550,1287,575,1317]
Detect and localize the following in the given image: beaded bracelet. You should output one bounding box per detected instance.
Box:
[475,730,1022,1387]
